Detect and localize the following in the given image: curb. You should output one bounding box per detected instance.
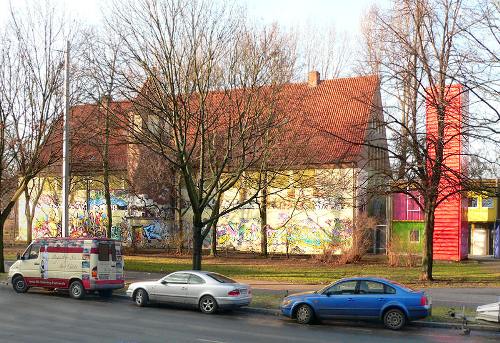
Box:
[411,320,500,332]
[2,284,498,332]
[114,292,500,331]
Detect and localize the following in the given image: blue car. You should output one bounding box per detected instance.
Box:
[280,277,431,330]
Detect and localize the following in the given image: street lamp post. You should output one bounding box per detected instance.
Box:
[61,41,70,238]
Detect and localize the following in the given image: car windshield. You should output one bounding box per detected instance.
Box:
[206,272,236,283]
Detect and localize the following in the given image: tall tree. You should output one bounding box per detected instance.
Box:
[108,0,296,269]
[0,2,71,272]
[358,0,499,280]
[79,28,126,238]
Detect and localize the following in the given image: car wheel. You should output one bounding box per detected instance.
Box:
[134,289,149,307]
[295,304,314,324]
[383,309,406,330]
[69,280,85,300]
[199,295,218,314]
[98,290,113,298]
[12,275,29,293]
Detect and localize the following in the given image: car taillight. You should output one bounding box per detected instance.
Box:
[91,268,97,278]
[228,289,240,296]
[420,295,428,306]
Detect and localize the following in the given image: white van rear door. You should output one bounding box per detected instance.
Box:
[96,241,118,280]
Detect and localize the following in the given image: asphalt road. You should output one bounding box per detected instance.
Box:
[0,286,498,343]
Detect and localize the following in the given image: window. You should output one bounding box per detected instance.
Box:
[98,243,110,261]
[325,281,357,295]
[164,273,190,284]
[409,229,420,243]
[385,285,396,294]
[27,244,40,260]
[188,274,205,284]
[468,197,478,208]
[206,273,236,284]
[481,197,494,208]
[358,281,385,294]
[111,242,117,262]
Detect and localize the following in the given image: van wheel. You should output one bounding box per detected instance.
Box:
[383,309,406,330]
[199,295,218,314]
[295,304,314,324]
[134,289,149,307]
[12,276,29,293]
[69,281,85,300]
[98,290,113,298]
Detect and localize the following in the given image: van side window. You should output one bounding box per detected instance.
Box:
[29,245,40,259]
[98,243,110,261]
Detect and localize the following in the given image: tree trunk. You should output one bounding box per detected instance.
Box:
[0,214,5,273]
[104,174,112,238]
[192,215,203,270]
[103,100,112,239]
[421,204,436,281]
[24,187,33,244]
[211,219,218,256]
[260,172,268,257]
[176,172,184,253]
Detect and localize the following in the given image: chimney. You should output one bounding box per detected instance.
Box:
[308,70,320,87]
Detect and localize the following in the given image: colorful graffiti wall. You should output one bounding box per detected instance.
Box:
[206,168,356,254]
[17,177,173,246]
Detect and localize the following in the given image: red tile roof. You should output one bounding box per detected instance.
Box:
[49,74,380,173]
[276,74,380,166]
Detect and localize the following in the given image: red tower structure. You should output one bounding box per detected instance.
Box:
[426,84,468,261]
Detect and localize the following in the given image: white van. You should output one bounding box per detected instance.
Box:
[8,237,124,299]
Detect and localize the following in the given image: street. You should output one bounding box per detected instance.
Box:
[0,286,498,343]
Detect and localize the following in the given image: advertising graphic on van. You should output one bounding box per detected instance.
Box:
[8,238,124,299]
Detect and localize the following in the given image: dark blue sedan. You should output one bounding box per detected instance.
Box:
[280,277,431,330]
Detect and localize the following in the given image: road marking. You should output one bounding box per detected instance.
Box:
[197,339,228,343]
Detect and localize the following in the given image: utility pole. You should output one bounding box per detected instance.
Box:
[61,41,70,237]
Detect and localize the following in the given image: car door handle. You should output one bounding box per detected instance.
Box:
[181,287,187,290]
[378,298,385,301]
[347,298,354,301]
[34,263,40,265]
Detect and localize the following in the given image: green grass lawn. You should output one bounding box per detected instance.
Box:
[124,255,500,287]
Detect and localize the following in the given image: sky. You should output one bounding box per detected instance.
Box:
[0,0,390,37]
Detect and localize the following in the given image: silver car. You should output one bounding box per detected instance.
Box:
[126,271,252,314]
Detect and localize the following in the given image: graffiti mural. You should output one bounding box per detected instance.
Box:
[21,182,130,241]
[210,168,356,254]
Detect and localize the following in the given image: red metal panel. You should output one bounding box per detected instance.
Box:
[426,84,468,261]
[392,192,424,221]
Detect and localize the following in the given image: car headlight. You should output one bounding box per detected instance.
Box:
[282,298,293,307]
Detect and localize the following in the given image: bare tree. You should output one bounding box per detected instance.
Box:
[108,0,296,269]
[23,178,46,244]
[0,2,71,272]
[78,27,127,238]
[359,0,499,280]
[295,23,351,80]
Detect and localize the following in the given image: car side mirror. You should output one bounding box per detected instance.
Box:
[161,280,168,285]
[16,252,21,260]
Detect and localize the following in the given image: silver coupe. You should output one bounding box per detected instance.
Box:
[126,270,252,314]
